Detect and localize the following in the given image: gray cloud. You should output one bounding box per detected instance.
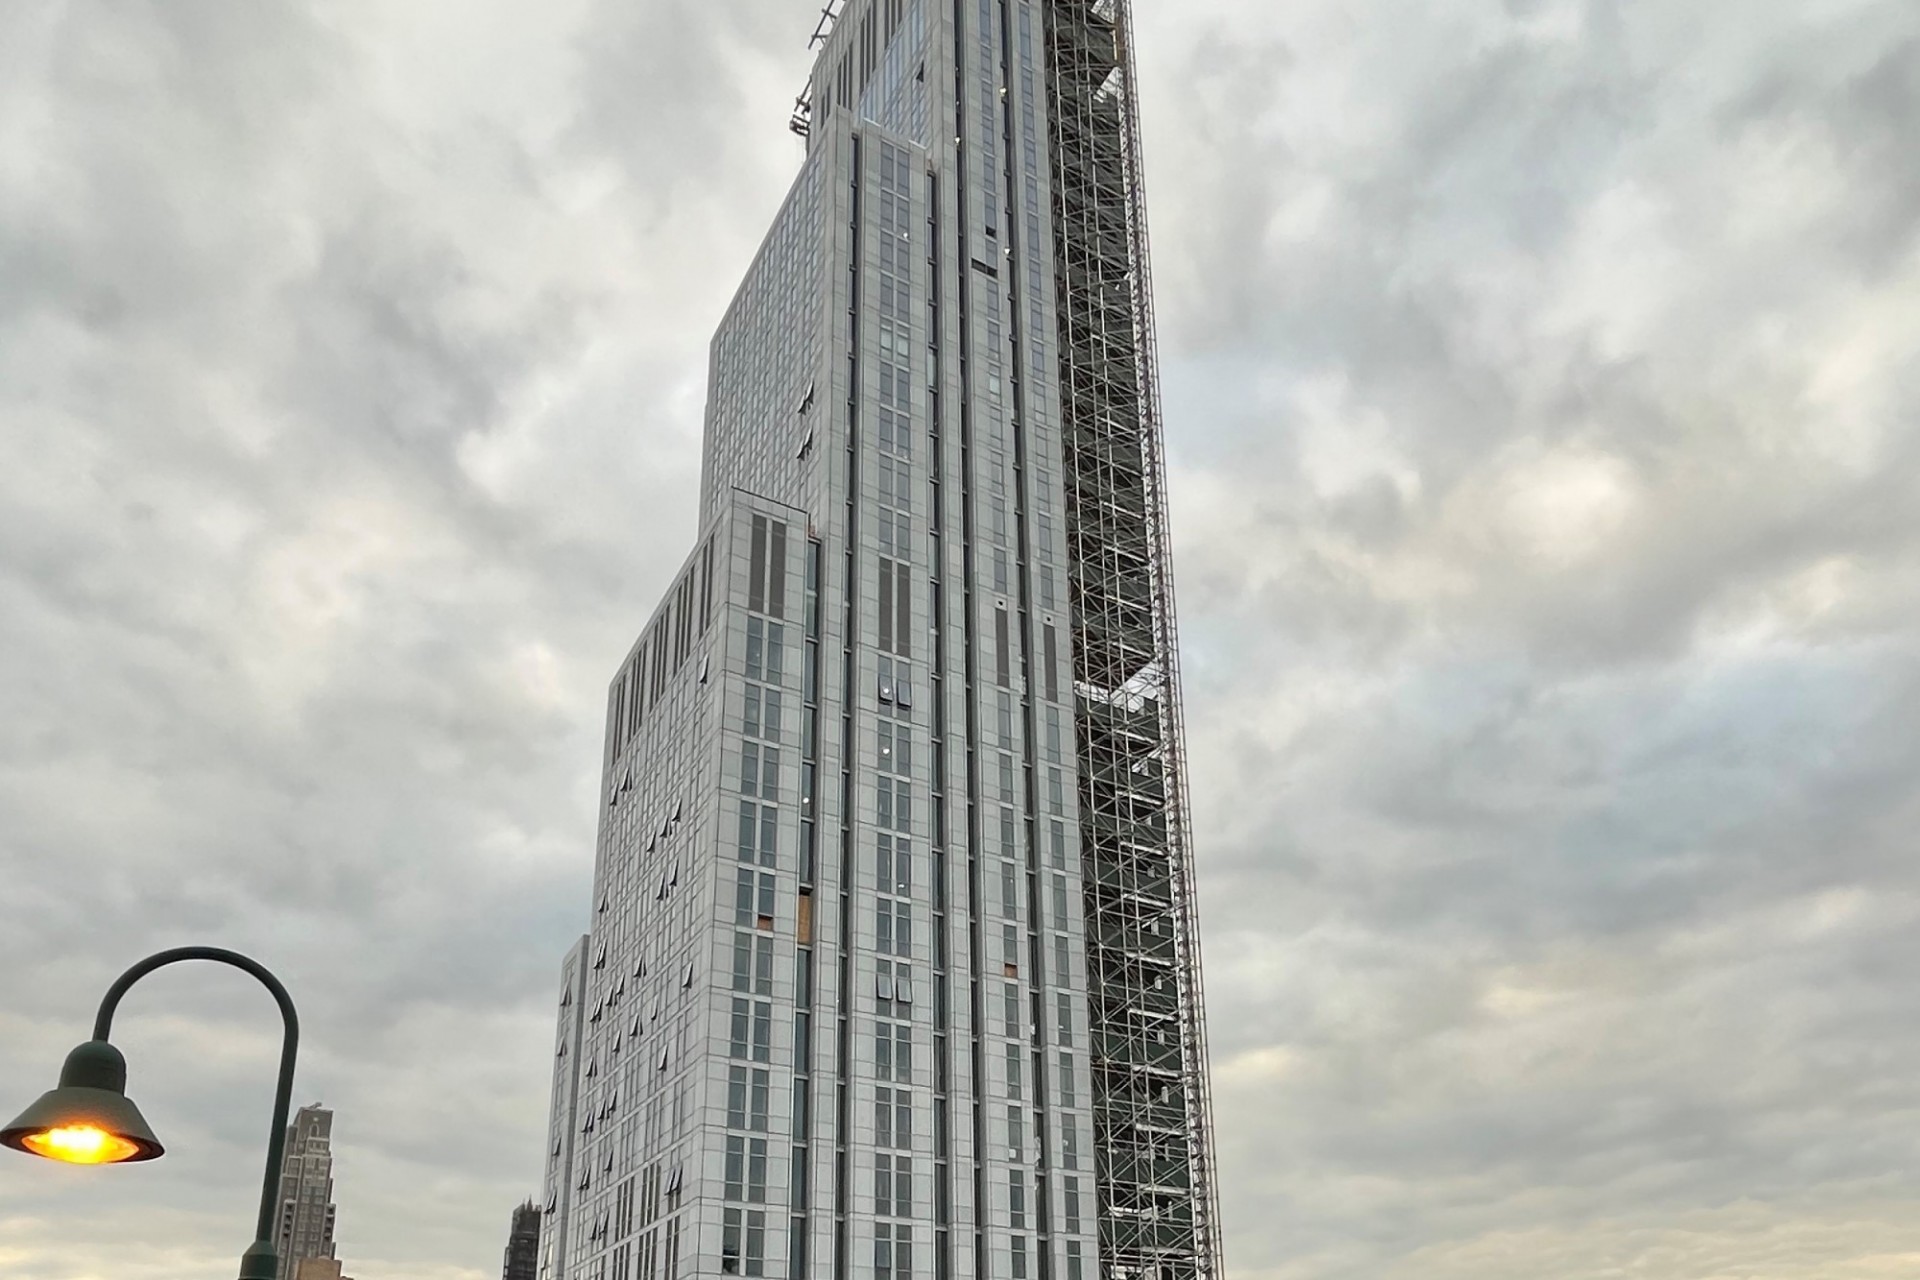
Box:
[1139,1,1920,1276]
[0,1,762,1274]
[3,1,1918,1278]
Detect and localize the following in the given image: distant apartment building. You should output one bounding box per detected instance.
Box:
[506,1199,544,1280]
[276,1103,342,1280]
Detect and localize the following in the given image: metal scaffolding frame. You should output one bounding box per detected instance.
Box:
[1043,4,1224,1280]
[788,2,844,140]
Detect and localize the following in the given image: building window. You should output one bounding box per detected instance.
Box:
[877,833,912,896]
[738,802,779,867]
[876,777,911,833]
[726,1137,747,1199]
[744,685,784,740]
[875,1020,913,1082]
[735,870,777,928]
[726,1136,770,1203]
[877,719,912,776]
[731,999,774,1062]
[732,932,774,995]
[875,1222,912,1280]
[875,1152,914,1216]
[994,608,1010,687]
[740,744,781,800]
[728,1065,772,1131]
[876,959,913,1017]
[878,508,911,558]
[748,516,789,620]
[746,1210,766,1276]
[746,619,787,684]
[877,900,912,956]
[893,561,911,658]
[874,1086,913,1149]
[878,655,913,706]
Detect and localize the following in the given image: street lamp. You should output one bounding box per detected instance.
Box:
[2,946,301,1280]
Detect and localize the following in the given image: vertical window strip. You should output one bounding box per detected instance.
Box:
[995,609,1011,688]
[1042,625,1059,703]
[703,535,716,630]
[769,520,788,620]
[879,563,896,654]
[750,515,769,614]
[895,562,912,659]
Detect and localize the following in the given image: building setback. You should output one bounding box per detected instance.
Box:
[275,1104,342,1280]
[292,1262,355,1280]
[539,4,1222,1280]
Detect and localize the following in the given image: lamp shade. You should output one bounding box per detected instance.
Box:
[1,1041,164,1164]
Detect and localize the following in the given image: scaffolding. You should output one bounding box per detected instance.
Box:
[790,80,815,139]
[788,3,844,141]
[1043,4,1225,1280]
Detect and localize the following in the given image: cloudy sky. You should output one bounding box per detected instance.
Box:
[2,1,1917,1277]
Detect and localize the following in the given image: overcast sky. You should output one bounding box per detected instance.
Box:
[2,1,1917,1278]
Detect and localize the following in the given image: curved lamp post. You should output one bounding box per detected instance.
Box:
[2,947,299,1280]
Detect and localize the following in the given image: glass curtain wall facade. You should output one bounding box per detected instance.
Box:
[540,5,1219,1280]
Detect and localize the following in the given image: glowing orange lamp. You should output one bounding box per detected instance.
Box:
[1,1039,164,1165]
[22,1124,145,1164]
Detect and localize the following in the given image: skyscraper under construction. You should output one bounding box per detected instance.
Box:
[539,4,1220,1280]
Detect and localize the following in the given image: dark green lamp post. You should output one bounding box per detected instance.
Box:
[2,947,300,1280]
